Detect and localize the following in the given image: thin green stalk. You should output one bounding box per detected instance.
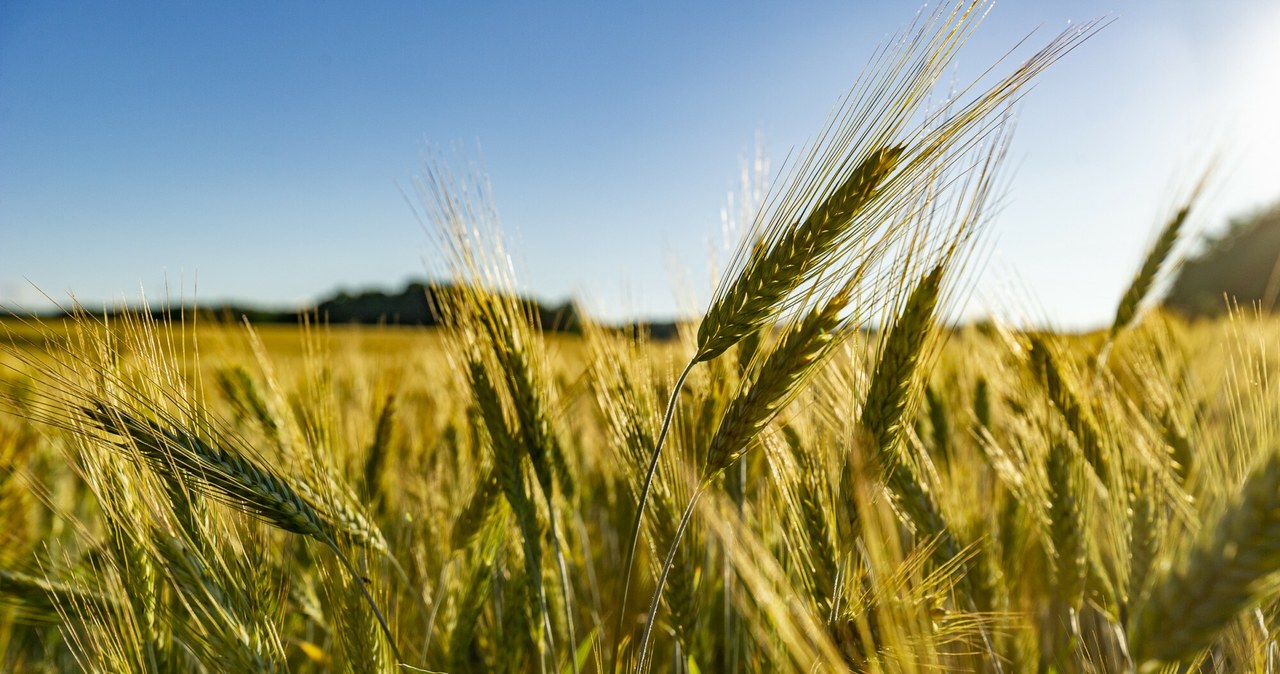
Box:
[637,483,706,673]
[727,458,746,674]
[323,538,403,665]
[614,358,697,671]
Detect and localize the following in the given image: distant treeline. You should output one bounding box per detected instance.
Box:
[22,201,1280,333]
[1165,202,1280,317]
[28,281,681,339]
[315,281,579,329]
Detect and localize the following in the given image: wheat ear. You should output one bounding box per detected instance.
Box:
[82,402,402,663]
[704,284,854,479]
[1107,169,1210,351]
[1028,337,1109,486]
[696,146,903,362]
[1109,207,1189,340]
[466,357,554,674]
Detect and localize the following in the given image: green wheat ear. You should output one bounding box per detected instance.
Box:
[704,281,855,480]
[696,146,903,363]
[860,263,944,462]
[1110,206,1189,339]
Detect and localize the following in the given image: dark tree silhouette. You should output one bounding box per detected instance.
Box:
[1165,201,1280,317]
[314,281,582,332]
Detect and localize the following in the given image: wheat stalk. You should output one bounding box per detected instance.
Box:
[635,284,857,669]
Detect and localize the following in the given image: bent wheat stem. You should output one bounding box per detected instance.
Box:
[636,483,706,673]
[323,538,403,665]
[614,357,696,672]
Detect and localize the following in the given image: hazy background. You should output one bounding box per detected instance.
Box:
[2,1,1278,328]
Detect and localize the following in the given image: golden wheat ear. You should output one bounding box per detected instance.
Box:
[613,5,1094,663]
[80,402,403,662]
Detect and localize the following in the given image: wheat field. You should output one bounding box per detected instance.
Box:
[4,3,1278,673]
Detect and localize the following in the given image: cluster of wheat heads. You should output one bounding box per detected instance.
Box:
[7,3,1280,674]
[7,205,1280,672]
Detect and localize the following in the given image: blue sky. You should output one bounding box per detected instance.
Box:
[2,1,1278,327]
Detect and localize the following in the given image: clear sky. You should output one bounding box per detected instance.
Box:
[2,1,1278,328]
